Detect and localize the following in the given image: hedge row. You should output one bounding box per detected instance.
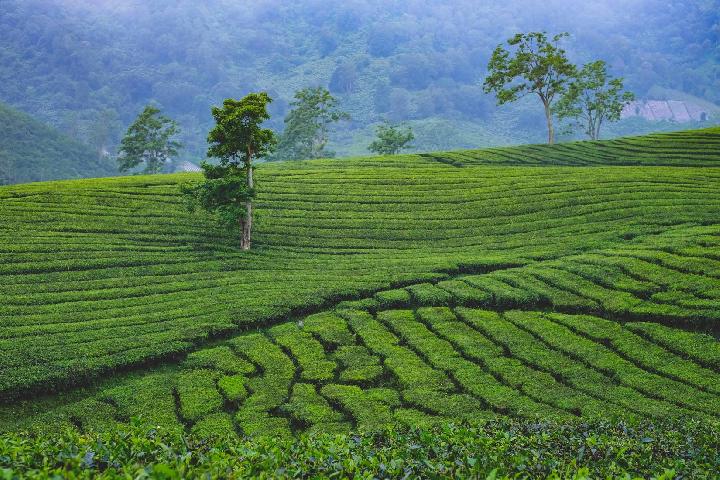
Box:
[3,301,720,437]
[5,417,720,479]
[1,128,719,425]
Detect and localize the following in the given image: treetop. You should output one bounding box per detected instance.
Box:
[207,93,276,165]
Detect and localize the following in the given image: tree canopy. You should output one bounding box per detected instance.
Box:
[483,32,576,144]
[117,105,182,174]
[274,87,349,161]
[555,61,635,140]
[207,95,276,164]
[368,122,415,155]
[185,93,276,250]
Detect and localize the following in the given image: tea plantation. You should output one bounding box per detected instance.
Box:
[1,128,720,477]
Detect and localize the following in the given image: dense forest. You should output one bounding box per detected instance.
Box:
[0,101,116,184]
[1,0,718,164]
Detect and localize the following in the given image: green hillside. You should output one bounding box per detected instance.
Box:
[1,128,719,443]
[0,102,116,185]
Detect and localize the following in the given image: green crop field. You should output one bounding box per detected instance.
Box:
[1,128,720,476]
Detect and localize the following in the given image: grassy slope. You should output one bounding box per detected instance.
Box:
[0,102,116,185]
[1,128,720,435]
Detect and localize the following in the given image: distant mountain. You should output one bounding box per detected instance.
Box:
[0,102,116,185]
[1,0,717,159]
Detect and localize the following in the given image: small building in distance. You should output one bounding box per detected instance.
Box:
[622,100,710,122]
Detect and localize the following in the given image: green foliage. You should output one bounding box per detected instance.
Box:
[117,105,182,174]
[0,101,115,185]
[269,323,336,381]
[281,383,348,433]
[437,280,492,305]
[191,412,238,439]
[374,288,412,309]
[3,419,720,479]
[184,346,255,375]
[555,61,635,140]
[549,313,720,395]
[274,87,349,160]
[333,346,383,382]
[1,128,720,408]
[2,2,718,161]
[504,311,719,419]
[181,162,253,228]
[406,283,453,306]
[422,127,720,166]
[3,127,720,480]
[184,93,276,248]
[368,121,414,155]
[301,313,356,346]
[321,384,400,431]
[217,375,248,403]
[484,32,576,144]
[176,369,223,423]
[336,297,380,312]
[483,310,689,419]
[8,297,720,436]
[626,322,720,370]
[230,333,294,437]
[403,388,490,422]
[102,374,184,432]
[347,309,453,391]
[206,94,276,164]
[382,308,572,420]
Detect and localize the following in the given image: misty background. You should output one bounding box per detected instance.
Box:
[1,0,718,166]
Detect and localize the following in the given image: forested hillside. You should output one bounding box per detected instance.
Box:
[0,102,115,185]
[1,0,717,160]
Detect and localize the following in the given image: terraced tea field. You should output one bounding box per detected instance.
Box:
[1,128,720,437]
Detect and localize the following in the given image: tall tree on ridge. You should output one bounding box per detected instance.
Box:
[184,93,276,250]
[483,32,576,144]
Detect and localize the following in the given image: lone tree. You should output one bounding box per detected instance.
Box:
[483,32,576,144]
[555,60,634,140]
[183,93,276,250]
[274,86,349,160]
[118,105,181,173]
[368,121,414,155]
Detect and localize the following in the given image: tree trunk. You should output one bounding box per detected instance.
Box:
[240,204,252,250]
[593,117,603,141]
[543,100,555,144]
[241,153,254,250]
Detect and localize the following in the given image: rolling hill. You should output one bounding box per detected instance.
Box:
[0,128,719,445]
[0,102,116,185]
